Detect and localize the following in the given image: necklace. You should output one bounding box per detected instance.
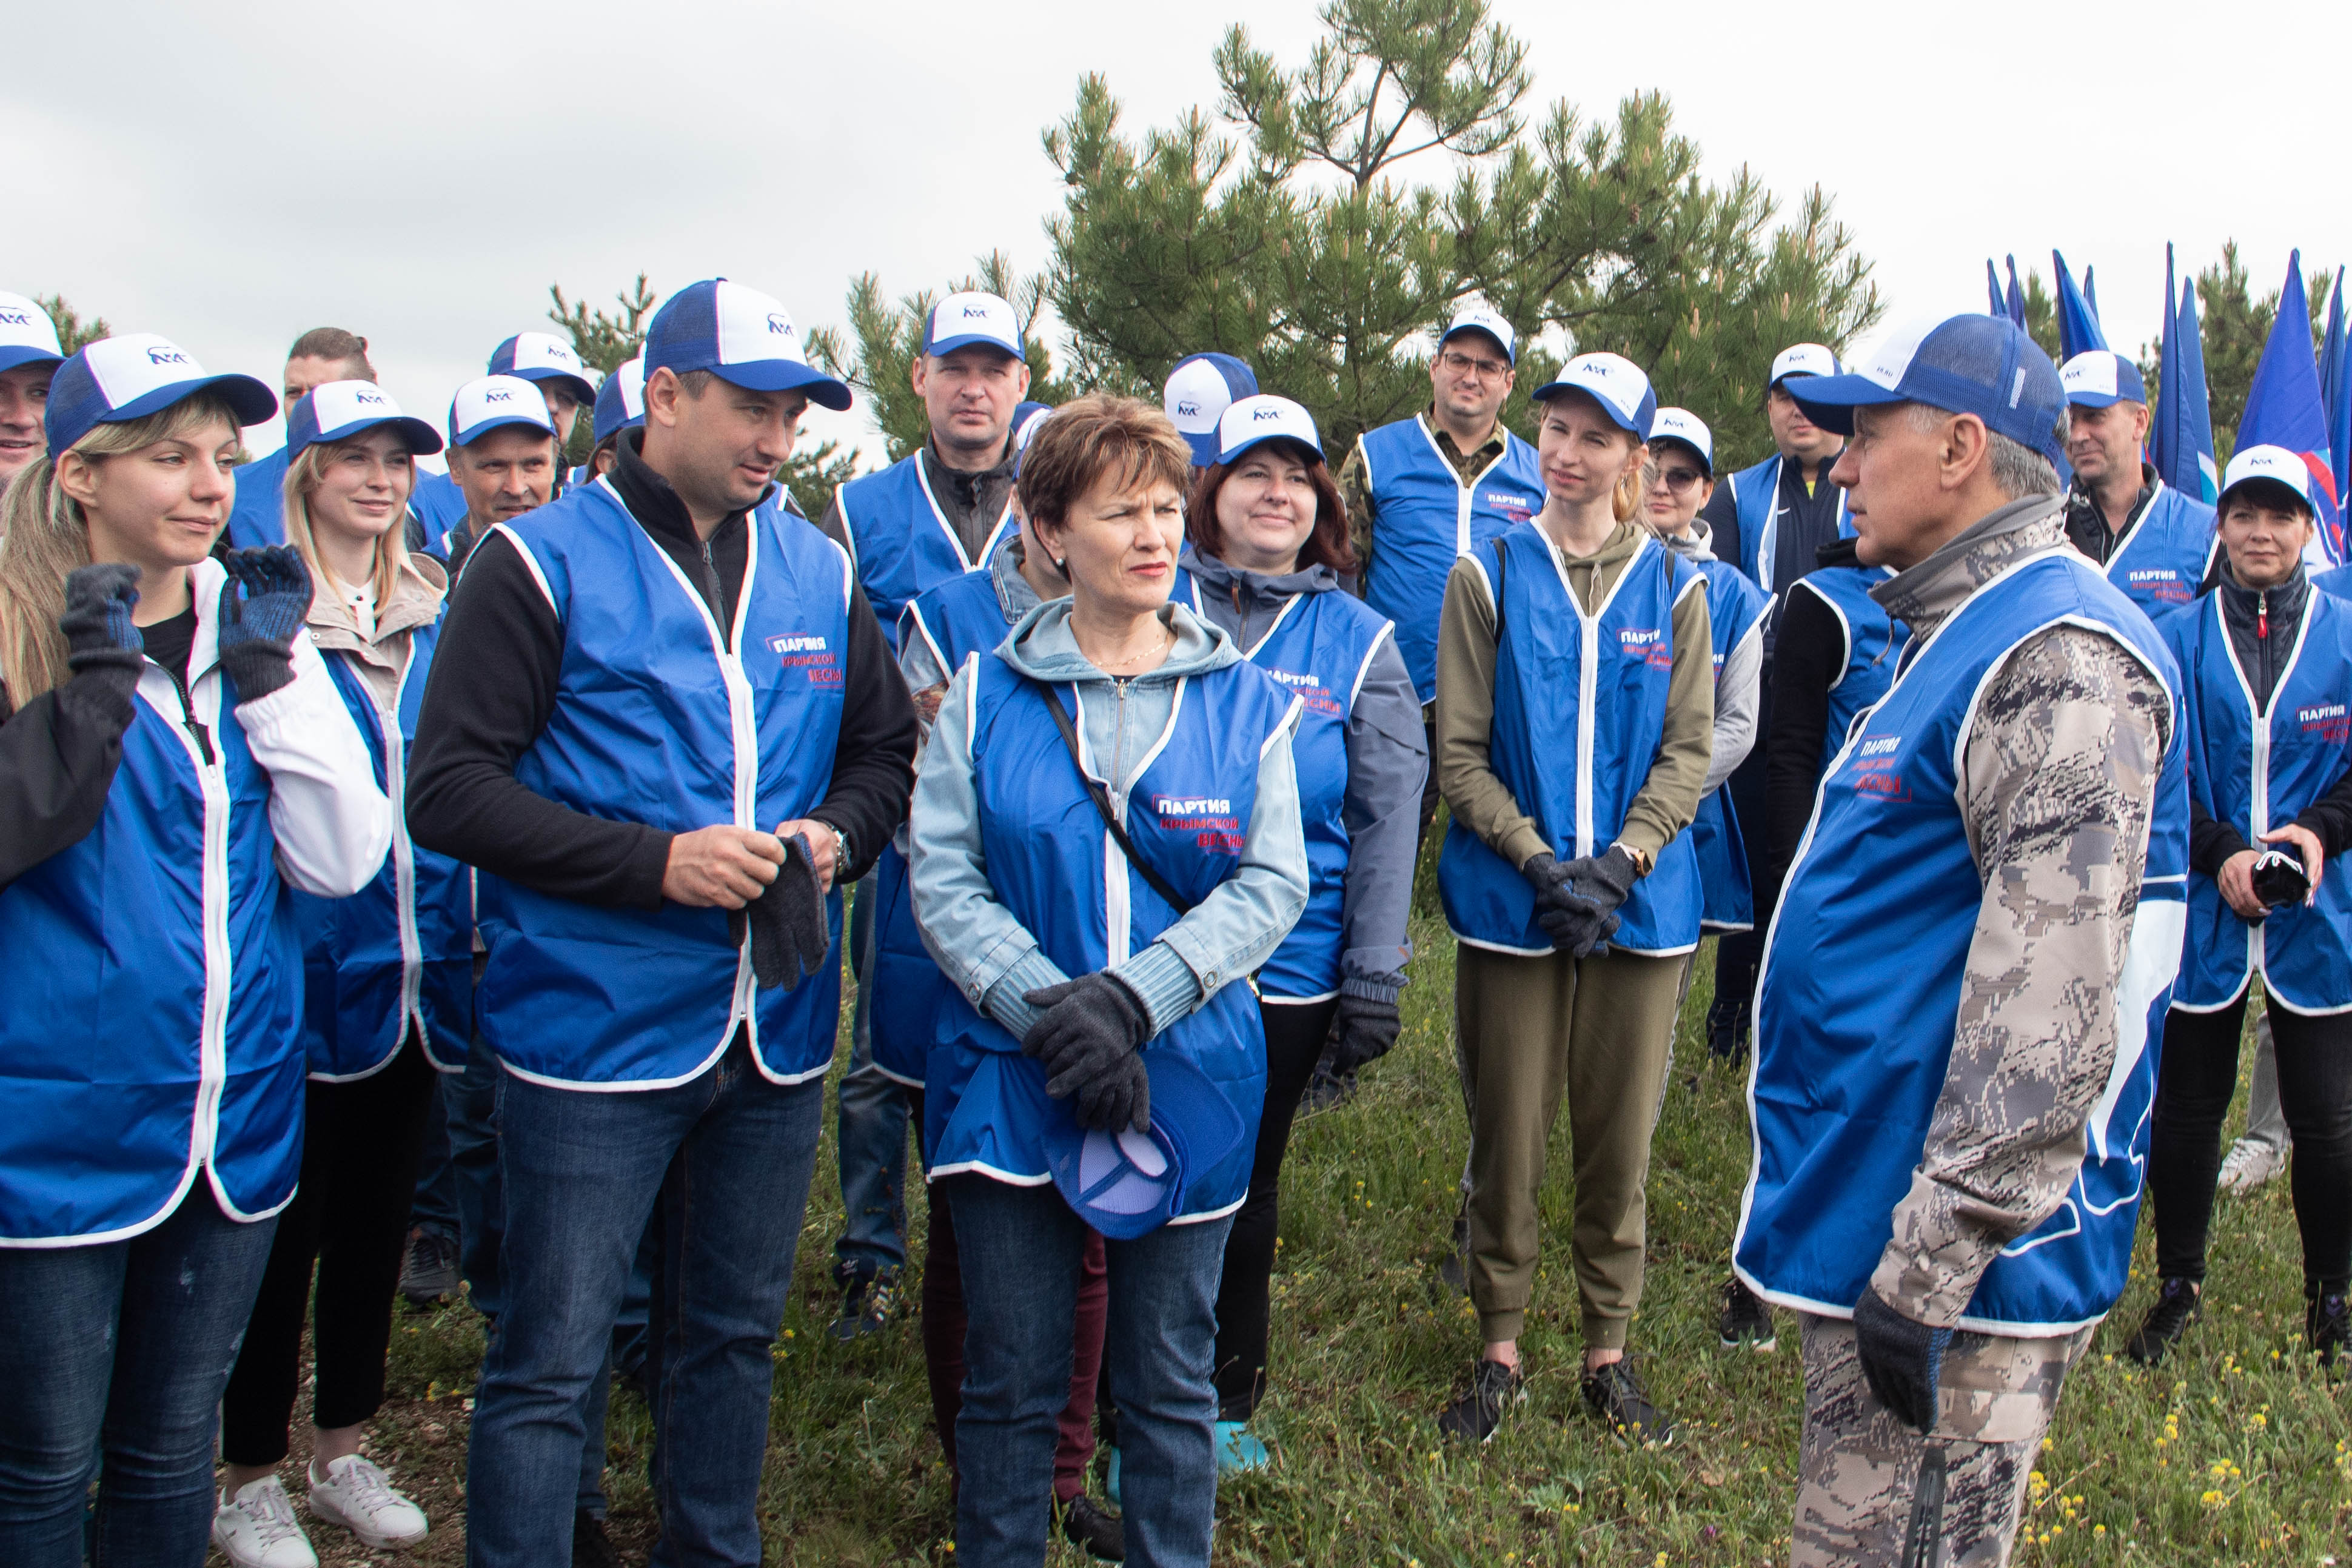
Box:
[1090,625,1174,674]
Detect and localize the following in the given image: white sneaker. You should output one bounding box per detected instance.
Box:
[307,1453,429,1549]
[213,1475,320,1568]
[2217,1137,2288,1195]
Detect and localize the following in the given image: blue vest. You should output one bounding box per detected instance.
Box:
[225,446,291,550]
[1437,530,1706,956]
[1729,455,1852,592]
[295,623,475,1079]
[835,454,1014,655]
[2317,564,2352,602]
[868,569,1019,1087]
[2162,585,2352,1016]
[474,480,850,1088]
[1738,551,2190,1333]
[1356,417,1543,703]
[0,591,309,1242]
[923,653,1299,1222]
[1786,565,1909,775]
[408,470,468,558]
[1688,557,1772,931]
[1183,568,1395,999]
[2105,482,2217,615]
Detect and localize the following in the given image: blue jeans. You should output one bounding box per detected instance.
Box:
[466,1036,824,1568]
[447,1034,506,1320]
[833,873,913,1281]
[0,1189,278,1567]
[944,1176,1231,1568]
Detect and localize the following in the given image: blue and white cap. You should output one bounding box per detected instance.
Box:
[44,334,276,457]
[487,332,598,409]
[0,292,64,376]
[922,290,1024,361]
[2220,443,2319,512]
[1532,352,1658,439]
[1769,343,1840,389]
[643,280,853,410]
[1785,313,2067,465]
[2060,349,2148,409]
[1038,1052,1245,1241]
[286,380,441,461]
[1439,303,1517,365]
[1649,407,1714,474]
[591,357,646,446]
[447,374,557,449]
[1214,394,1322,467]
[1164,352,1259,464]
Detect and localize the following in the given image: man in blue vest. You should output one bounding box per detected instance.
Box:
[407,278,918,1568]
[221,327,379,549]
[1734,313,2187,1566]
[813,290,1030,1341]
[0,289,65,489]
[2060,348,2221,612]
[409,332,601,544]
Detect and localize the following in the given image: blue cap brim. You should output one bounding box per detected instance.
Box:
[0,346,62,377]
[1181,429,1218,466]
[2064,390,2130,409]
[922,333,1025,363]
[1781,372,1910,436]
[452,414,557,448]
[1215,431,1324,469]
[707,360,854,412]
[305,414,444,458]
[509,368,598,408]
[109,371,280,435]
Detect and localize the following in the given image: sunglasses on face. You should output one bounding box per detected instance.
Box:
[1649,466,1706,493]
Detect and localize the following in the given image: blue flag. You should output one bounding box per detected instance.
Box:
[1988,259,2007,318]
[2052,250,2107,360]
[2237,249,2342,561]
[2003,256,2026,328]
[2322,267,2351,504]
[2153,243,2220,505]
[2086,267,2100,322]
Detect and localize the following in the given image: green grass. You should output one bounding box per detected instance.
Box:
[369,919,2352,1566]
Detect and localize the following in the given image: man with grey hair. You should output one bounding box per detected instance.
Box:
[1732,313,2189,1566]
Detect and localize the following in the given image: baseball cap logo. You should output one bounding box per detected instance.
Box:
[1253,406,1281,421]
[766,313,793,335]
[145,345,189,366]
[353,389,386,404]
[1177,400,1200,417]
[0,308,28,327]
[962,304,991,318]
[484,389,512,403]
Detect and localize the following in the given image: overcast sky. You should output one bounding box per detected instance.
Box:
[10,0,2348,469]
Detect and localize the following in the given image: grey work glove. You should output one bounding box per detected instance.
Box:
[1325,993,1402,1077]
[734,833,832,991]
[1853,1287,1953,1435]
[1520,850,1607,954]
[1022,971,1154,1133]
[1552,845,1641,957]
[214,546,312,704]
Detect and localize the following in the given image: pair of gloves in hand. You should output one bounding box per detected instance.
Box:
[1520,845,1639,957]
[1022,971,1155,1134]
[59,548,313,708]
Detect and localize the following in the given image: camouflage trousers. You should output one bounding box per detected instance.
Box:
[1792,1312,2091,1567]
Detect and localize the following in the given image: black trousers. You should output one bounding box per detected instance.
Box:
[2148,996,2352,1288]
[1211,995,1341,1419]
[219,1030,439,1465]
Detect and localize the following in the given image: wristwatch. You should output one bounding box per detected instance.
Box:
[1610,840,1653,877]
[816,820,852,874]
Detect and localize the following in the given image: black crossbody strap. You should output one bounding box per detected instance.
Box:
[1038,683,1199,916]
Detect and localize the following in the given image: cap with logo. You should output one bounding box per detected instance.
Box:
[447,375,558,449]
[487,332,599,409]
[1531,352,1658,440]
[0,291,65,376]
[286,380,442,461]
[1769,343,1841,390]
[1215,394,1323,468]
[1037,1051,1245,1241]
[1439,304,1518,366]
[922,290,1025,362]
[592,357,647,446]
[1163,353,1259,465]
[44,334,278,457]
[1784,313,2067,466]
[2060,349,2148,409]
[2219,443,2319,514]
[1649,407,1714,475]
[643,280,853,410]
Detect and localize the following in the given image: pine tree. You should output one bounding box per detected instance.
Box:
[35,294,109,354]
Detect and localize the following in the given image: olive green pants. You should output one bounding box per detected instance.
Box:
[1456,943,1681,1348]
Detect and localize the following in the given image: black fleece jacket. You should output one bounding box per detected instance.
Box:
[405,431,917,908]
[1761,535,1866,895]
[0,668,142,888]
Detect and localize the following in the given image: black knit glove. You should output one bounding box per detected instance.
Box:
[1552,845,1640,957]
[214,546,312,704]
[1853,1287,1953,1434]
[61,563,144,674]
[1325,992,1402,1077]
[742,833,832,991]
[1022,971,1154,1132]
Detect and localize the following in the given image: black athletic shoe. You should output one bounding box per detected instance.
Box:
[398,1227,459,1308]
[1717,1278,1776,1352]
[1056,1493,1126,1561]
[572,1508,622,1568]
[1436,1209,1472,1298]
[2307,1282,2351,1370]
[1438,1358,1526,1443]
[828,1267,902,1342]
[2124,1276,2202,1365]
[1581,1358,1674,1447]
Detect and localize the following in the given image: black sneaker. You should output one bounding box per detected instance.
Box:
[1435,1208,1472,1298]
[2123,1276,2202,1365]
[2307,1282,2350,1370]
[1437,1358,1525,1442]
[828,1267,902,1342]
[1717,1278,1776,1352]
[1056,1493,1126,1561]
[1581,1358,1674,1447]
[572,1508,622,1568]
[398,1227,459,1308]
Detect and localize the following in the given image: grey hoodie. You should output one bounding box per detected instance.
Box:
[1653,520,1763,796]
[909,598,1310,1040]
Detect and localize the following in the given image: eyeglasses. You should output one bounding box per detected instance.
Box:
[1438,350,1510,380]
[1648,467,1706,493]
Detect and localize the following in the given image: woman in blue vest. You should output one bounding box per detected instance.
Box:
[910,394,1307,1568]
[0,337,388,1567]
[212,383,467,1565]
[1432,353,1714,1447]
[2130,445,2352,1368]
[1173,394,1424,1471]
